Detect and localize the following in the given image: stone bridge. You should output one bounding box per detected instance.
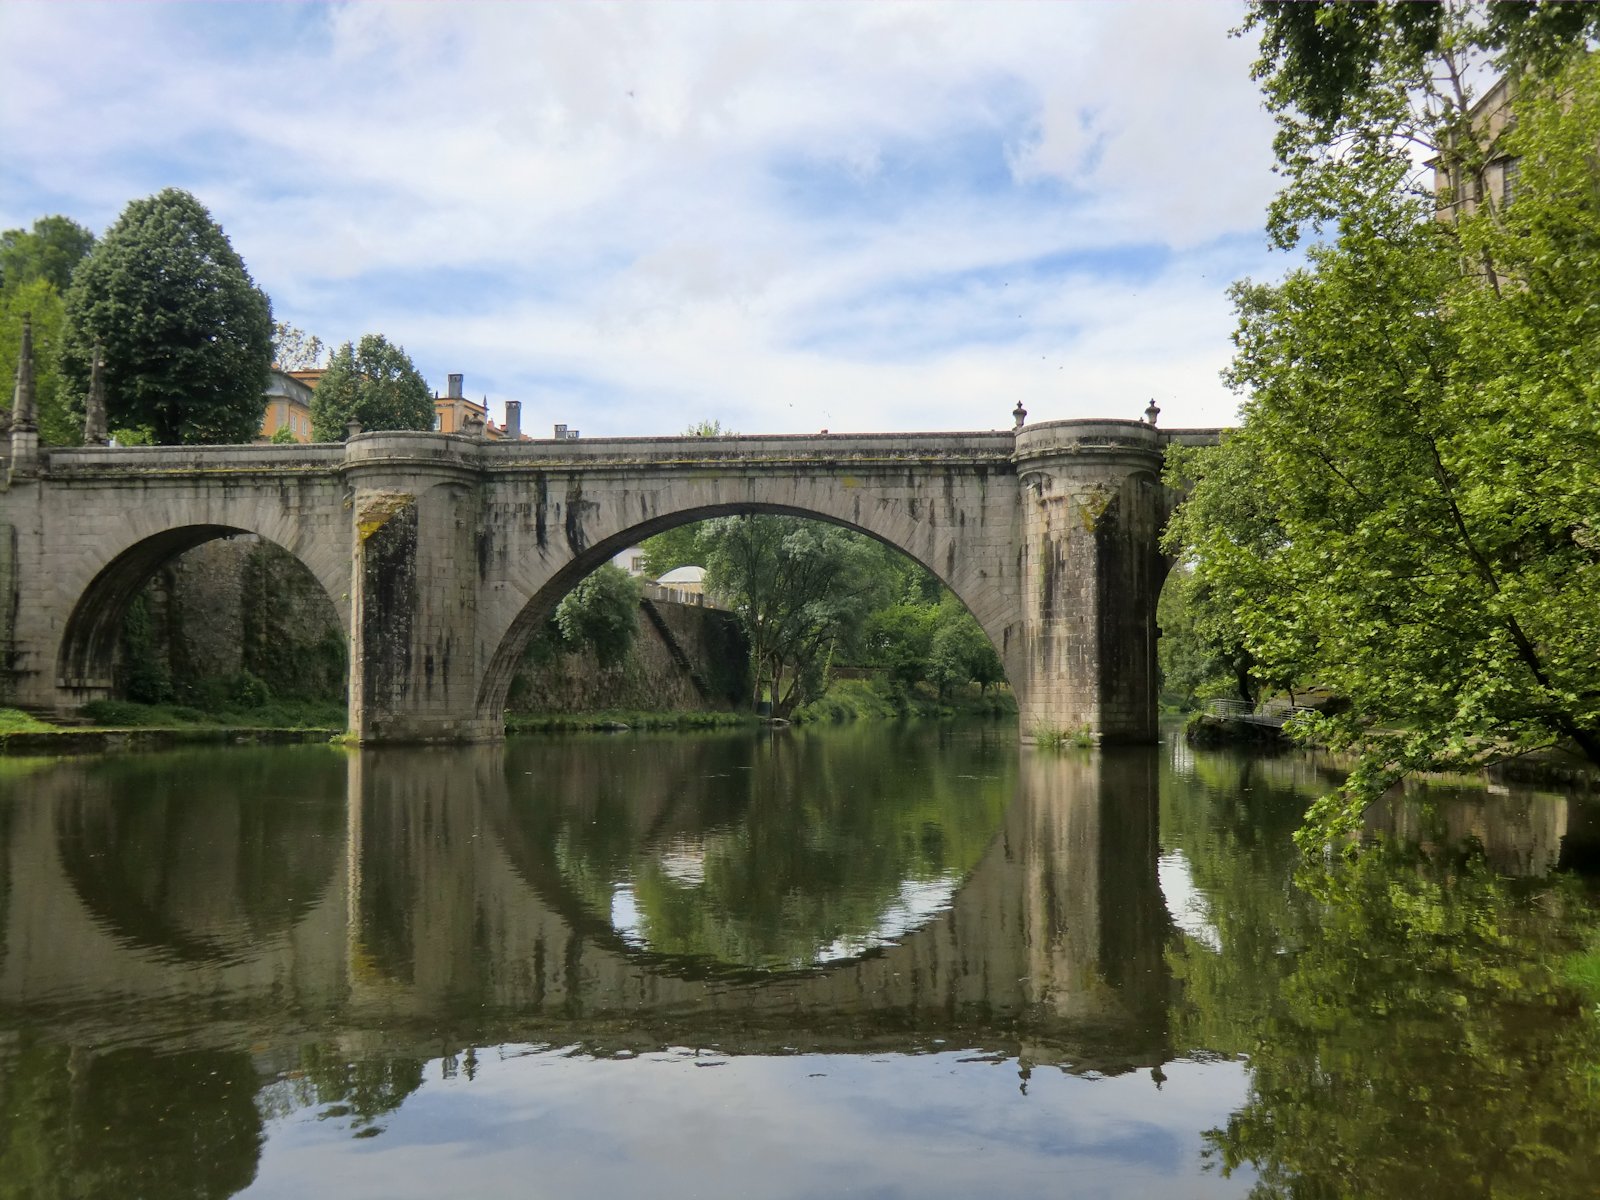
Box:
[0,420,1217,742]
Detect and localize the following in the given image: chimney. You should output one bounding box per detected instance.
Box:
[447,373,464,399]
[505,400,522,440]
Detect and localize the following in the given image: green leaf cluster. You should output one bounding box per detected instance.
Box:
[552,562,642,669]
[0,215,95,294]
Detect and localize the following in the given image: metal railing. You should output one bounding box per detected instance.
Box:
[1205,698,1317,728]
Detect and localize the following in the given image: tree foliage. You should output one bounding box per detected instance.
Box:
[60,189,272,445]
[0,278,76,445]
[0,214,95,293]
[310,334,434,440]
[1243,0,1600,248]
[554,563,641,670]
[1156,563,1258,708]
[702,516,896,717]
[1169,46,1600,845]
[271,320,326,370]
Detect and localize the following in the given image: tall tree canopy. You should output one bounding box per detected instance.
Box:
[701,515,895,718]
[0,215,96,293]
[310,334,434,440]
[61,189,272,445]
[1169,17,1600,844]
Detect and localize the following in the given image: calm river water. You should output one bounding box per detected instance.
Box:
[2,724,1598,1198]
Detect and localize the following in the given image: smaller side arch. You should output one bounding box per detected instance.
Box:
[55,525,349,705]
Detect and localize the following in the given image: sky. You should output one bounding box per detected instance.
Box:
[0,1,1286,437]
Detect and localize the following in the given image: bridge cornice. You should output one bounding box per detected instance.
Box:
[39,443,347,482]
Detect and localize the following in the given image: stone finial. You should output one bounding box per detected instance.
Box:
[11,313,37,433]
[84,344,110,445]
[1144,399,1161,426]
[346,417,363,439]
[1012,400,1027,430]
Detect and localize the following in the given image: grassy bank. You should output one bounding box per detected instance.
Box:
[0,702,344,756]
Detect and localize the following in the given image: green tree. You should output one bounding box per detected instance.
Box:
[0,214,95,293]
[0,279,76,445]
[702,516,893,717]
[554,563,641,669]
[864,601,940,694]
[929,600,1004,697]
[61,188,272,445]
[310,333,434,440]
[1170,27,1600,844]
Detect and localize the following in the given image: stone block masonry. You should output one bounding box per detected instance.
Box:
[0,422,1219,743]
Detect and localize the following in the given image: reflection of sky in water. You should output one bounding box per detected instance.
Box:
[610,883,646,949]
[1159,852,1222,952]
[608,872,961,964]
[247,1046,1254,1199]
[815,874,960,963]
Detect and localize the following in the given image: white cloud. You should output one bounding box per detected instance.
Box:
[0,0,1282,434]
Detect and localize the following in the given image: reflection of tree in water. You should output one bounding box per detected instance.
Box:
[256,1042,425,1140]
[0,1040,263,1199]
[517,727,1013,972]
[53,750,344,962]
[1162,752,1600,1198]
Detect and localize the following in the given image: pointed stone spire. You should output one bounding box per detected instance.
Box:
[11,313,37,433]
[84,343,109,445]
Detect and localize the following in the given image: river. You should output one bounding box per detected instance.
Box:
[2,724,1597,1197]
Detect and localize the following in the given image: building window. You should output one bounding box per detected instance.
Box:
[1501,156,1520,207]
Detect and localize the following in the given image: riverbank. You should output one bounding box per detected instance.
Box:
[1,678,1019,756]
[1180,708,1600,792]
[0,703,343,757]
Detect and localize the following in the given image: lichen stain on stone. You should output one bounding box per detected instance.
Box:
[356,492,416,541]
[1076,490,1113,532]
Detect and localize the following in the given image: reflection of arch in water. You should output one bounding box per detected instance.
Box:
[486,729,1017,980]
[340,736,1172,1036]
[54,751,346,963]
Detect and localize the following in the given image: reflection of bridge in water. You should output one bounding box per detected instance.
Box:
[1,742,1171,1068]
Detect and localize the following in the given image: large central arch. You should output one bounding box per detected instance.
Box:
[475,499,1019,725]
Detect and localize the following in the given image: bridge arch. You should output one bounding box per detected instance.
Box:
[474,498,1019,724]
[55,518,350,703]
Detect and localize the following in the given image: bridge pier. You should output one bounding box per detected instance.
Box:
[346,441,498,743]
[1013,422,1167,744]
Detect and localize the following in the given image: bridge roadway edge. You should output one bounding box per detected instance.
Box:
[0,421,1222,744]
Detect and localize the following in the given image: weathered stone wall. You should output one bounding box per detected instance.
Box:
[0,520,15,704]
[124,537,347,702]
[506,598,747,714]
